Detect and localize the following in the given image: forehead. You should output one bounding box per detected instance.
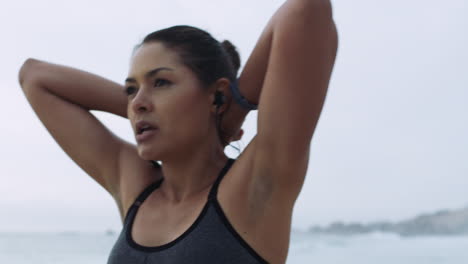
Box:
[129,42,182,77]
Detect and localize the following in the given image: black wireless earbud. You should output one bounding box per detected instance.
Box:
[214,91,226,107]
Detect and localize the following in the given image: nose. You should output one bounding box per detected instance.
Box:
[130,88,153,114]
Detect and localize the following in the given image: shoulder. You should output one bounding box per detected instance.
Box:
[116,141,164,221]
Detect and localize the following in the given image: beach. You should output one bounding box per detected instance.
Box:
[1,230,467,263]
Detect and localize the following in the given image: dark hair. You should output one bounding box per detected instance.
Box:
[137,25,242,163]
[138,25,240,86]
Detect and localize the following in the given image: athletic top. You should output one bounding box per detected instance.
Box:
[107,158,269,264]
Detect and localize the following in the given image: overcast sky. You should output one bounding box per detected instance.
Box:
[1,0,467,232]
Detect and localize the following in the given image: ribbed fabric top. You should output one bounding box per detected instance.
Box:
[107,158,269,264]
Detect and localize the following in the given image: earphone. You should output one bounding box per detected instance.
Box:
[213,91,226,107]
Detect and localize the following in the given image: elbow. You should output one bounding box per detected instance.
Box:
[18,58,41,88]
[298,0,333,12]
[287,0,334,21]
[276,0,335,32]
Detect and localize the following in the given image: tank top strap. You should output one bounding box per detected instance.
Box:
[208,158,236,200]
[133,177,165,207]
[122,178,164,224]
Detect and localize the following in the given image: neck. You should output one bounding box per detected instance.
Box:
[158,142,229,204]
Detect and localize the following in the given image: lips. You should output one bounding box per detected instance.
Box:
[135,120,158,135]
[136,128,158,143]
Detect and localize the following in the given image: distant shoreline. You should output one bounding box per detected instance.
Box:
[308,206,468,237]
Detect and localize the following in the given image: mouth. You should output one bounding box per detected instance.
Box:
[136,128,158,143]
[135,120,159,135]
[137,126,157,135]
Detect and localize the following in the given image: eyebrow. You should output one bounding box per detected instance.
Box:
[125,67,174,83]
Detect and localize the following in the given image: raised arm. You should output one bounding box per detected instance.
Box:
[253,0,338,202]
[217,1,337,261]
[18,59,132,212]
[223,0,338,192]
[227,0,337,205]
[19,59,128,117]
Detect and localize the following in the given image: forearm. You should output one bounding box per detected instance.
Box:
[237,14,274,109]
[18,58,128,118]
[220,3,280,143]
[235,0,332,115]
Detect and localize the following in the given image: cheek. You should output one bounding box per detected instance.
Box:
[175,99,212,137]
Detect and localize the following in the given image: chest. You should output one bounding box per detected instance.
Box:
[129,178,290,263]
[110,204,269,264]
[131,196,207,247]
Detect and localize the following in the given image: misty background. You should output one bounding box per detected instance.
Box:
[1,0,467,232]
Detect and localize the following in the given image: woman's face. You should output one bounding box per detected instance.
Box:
[125,42,215,160]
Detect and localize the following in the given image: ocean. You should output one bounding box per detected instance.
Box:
[1,231,467,263]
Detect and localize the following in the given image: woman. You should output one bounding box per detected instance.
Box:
[18,0,338,263]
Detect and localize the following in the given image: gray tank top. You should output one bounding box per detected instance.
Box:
[107,158,269,264]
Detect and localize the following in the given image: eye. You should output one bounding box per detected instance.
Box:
[124,86,137,96]
[154,78,171,87]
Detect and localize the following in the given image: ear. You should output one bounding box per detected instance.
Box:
[209,78,232,114]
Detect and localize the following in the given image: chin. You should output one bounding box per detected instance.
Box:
[137,144,161,161]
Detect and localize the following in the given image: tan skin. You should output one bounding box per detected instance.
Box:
[19,1,337,263]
